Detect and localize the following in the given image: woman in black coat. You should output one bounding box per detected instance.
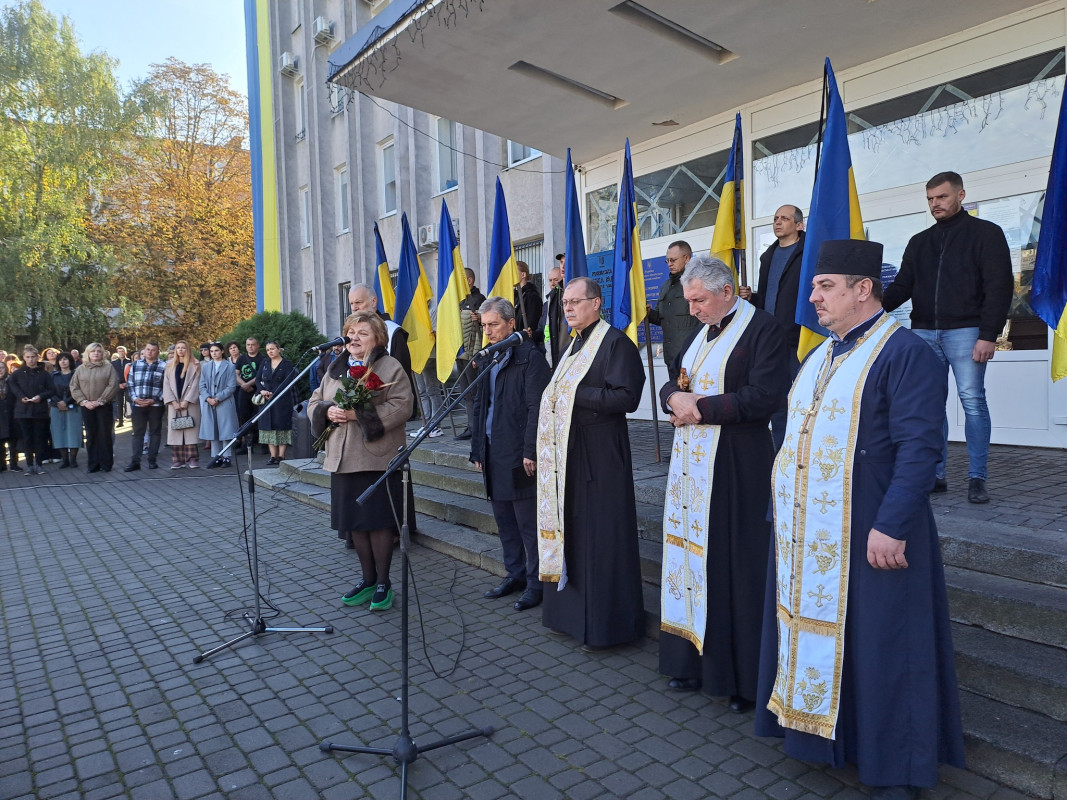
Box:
[255,340,297,465]
[8,346,55,475]
[0,360,17,471]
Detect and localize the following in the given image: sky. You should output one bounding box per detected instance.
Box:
[38,0,250,99]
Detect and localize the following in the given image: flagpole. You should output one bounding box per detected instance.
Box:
[643,317,661,463]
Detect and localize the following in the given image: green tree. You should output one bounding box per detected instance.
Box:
[0,0,150,348]
[223,311,324,401]
[99,58,254,345]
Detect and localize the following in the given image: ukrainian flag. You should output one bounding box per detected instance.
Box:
[372,221,395,317]
[794,58,865,361]
[487,178,520,301]
[1031,87,1067,382]
[709,113,746,285]
[394,213,435,374]
[610,139,647,344]
[435,201,469,383]
[565,148,588,280]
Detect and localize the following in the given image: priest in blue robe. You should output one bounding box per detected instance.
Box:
[754,239,965,800]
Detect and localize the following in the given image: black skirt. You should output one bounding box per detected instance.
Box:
[330,470,403,533]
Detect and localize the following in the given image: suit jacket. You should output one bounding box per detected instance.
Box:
[750,230,805,361]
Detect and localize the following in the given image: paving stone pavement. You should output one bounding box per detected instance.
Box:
[0,428,1042,799]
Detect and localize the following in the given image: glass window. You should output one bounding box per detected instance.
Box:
[338,281,351,331]
[585,148,731,253]
[305,290,313,320]
[514,240,545,294]
[380,139,396,215]
[435,118,459,193]
[336,165,350,233]
[751,50,1066,218]
[328,82,346,115]
[295,81,307,141]
[299,186,311,248]
[508,140,541,166]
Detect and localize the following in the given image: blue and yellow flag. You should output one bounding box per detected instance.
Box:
[487,178,520,301]
[435,201,469,383]
[565,148,588,281]
[709,113,746,285]
[394,213,435,374]
[1031,87,1067,382]
[372,221,395,317]
[610,139,647,343]
[794,58,865,360]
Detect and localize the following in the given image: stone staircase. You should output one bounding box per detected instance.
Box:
[255,441,1067,798]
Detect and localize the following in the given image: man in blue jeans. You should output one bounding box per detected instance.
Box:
[883,171,1012,503]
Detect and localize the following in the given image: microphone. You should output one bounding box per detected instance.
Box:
[473,331,525,360]
[311,335,350,351]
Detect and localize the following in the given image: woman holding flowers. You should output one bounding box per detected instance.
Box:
[308,312,413,612]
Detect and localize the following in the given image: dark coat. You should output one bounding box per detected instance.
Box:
[545,286,569,365]
[0,379,15,439]
[657,308,789,699]
[514,282,544,343]
[749,230,805,361]
[541,321,647,648]
[255,357,297,431]
[9,365,55,419]
[754,323,966,788]
[469,339,550,502]
[647,272,702,371]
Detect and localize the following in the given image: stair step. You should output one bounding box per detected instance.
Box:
[278,457,330,488]
[952,623,1067,722]
[945,565,1067,649]
[253,469,331,512]
[960,690,1067,799]
[938,516,1067,588]
[411,460,487,500]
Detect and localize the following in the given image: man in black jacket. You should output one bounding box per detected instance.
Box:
[470,297,550,611]
[454,268,486,440]
[883,171,1012,504]
[739,206,805,449]
[513,261,544,349]
[9,346,55,475]
[647,240,701,379]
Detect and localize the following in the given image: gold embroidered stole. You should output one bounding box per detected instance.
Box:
[535,320,611,588]
[660,300,755,654]
[767,313,898,739]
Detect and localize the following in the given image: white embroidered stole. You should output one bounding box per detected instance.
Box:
[660,300,756,654]
[535,320,611,588]
[767,313,898,739]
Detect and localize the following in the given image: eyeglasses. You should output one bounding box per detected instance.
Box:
[665,256,689,265]
[561,298,594,309]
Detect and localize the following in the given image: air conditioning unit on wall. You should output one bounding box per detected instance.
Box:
[312,17,334,44]
[418,224,439,249]
[279,52,299,77]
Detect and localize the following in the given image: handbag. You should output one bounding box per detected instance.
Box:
[251,392,266,406]
[171,409,195,430]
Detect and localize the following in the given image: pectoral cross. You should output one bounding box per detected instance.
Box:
[698,374,714,391]
[807,584,833,608]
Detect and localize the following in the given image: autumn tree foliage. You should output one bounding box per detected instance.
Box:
[0,0,150,348]
[99,58,255,345]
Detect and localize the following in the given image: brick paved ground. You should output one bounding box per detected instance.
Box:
[0,426,1048,799]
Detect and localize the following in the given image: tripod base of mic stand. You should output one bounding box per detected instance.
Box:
[319,725,494,775]
[193,614,334,664]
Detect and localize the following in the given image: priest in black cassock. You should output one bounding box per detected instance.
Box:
[754,240,965,800]
[657,255,789,712]
[535,276,646,650]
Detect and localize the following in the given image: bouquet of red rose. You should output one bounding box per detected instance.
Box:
[313,364,393,450]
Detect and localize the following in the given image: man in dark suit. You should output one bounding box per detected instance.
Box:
[470,297,550,611]
[738,204,805,448]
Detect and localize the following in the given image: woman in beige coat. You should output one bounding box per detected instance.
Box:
[70,342,118,472]
[308,312,412,611]
[162,341,202,469]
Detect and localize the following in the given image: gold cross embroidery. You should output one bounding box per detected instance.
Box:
[668,514,681,529]
[673,441,682,457]
[822,399,845,420]
[691,520,703,536]
[691,444,706,463]
[807,584,833,608]
[776,484,789,502]
[812,491,837,513]
[790,400,806,418]
[698,374,714,391]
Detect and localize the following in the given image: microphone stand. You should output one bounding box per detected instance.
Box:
[320,346,506,798]
[193,349,334,664]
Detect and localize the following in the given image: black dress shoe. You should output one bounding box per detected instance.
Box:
[147,462,158,470]
[513,589,543,610]
[483,577,523,599]
[123,463,140,472]
[88,466,101,473]
[728,695,754,713]
[668,678,702,692]
[454,428,472,441]
[968,477,989,504]
[930,477,948,493]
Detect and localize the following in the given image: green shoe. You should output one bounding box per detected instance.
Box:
[369,585,394,611]
[341,580,375,606]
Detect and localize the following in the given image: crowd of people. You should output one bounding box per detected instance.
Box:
[0,336,297,474]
